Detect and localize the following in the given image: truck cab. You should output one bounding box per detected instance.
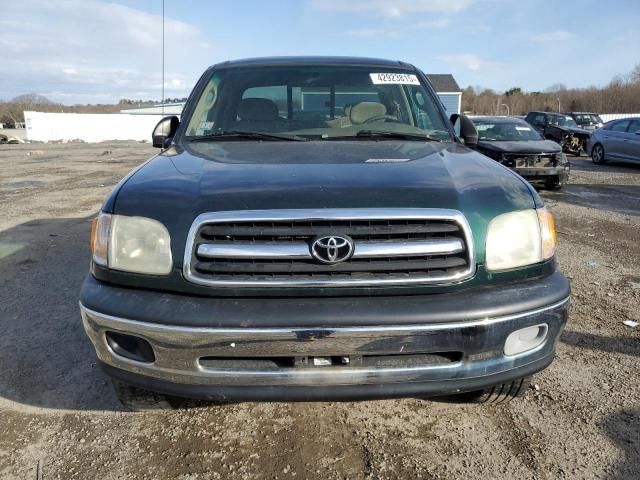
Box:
[80,57,569,408]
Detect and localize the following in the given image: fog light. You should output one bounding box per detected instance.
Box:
[504,324,548,356]
[106,331,155,363]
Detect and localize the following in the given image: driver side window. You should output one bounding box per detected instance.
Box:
[627,119,640,133]
[610,120,630,132]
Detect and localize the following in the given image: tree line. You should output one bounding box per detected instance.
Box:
[462,64,640,115]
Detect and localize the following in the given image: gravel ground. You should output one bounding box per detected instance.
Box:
[0,143,638,479]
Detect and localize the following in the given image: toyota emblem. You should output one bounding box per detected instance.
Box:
[310,235,354,264]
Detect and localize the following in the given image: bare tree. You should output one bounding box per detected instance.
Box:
[630,64,640,84]
[461,65,640,115]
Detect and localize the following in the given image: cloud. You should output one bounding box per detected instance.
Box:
[0,0,213,104]
[530,30,575,42]
[471,24,492,33]
[344,29,397,38]
[343,17,452,38]
[312,0,475,17]
[438,53,501,72]
[411,18,451,29]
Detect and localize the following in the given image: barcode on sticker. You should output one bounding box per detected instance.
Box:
[370,73,420,85]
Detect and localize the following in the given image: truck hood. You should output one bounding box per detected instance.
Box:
[554,125,592,136]
[112,140,539,263]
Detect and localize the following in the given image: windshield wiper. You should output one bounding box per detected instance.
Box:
[189,130,308,142]
[328,130,442,142]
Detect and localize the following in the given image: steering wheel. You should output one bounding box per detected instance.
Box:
[363,115,401,124]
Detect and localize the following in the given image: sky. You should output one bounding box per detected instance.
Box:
[1,0,639,105]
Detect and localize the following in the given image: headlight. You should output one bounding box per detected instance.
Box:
[90,213,172,275]
[485,208,556,271]
[558,152,568,165]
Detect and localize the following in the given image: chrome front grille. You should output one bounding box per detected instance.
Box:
[183,209,475,287]
[502,153,558,168]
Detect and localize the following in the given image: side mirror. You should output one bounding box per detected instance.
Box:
[635,130,640,135]
[450,114,478,147]
[152,116,180,148]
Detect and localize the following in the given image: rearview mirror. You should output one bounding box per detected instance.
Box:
[450,114,478,147]
[152,116,180,148]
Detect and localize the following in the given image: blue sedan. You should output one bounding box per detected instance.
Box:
[588,118,640,165]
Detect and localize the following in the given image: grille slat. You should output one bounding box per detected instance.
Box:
[200,222,460,240]
[194,255,467,274]
[184,209,475,287]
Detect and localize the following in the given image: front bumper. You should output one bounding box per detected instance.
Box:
[80,272,570,401]
[514,165,570,183]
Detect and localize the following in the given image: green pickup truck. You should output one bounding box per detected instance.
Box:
[80,56,570,409]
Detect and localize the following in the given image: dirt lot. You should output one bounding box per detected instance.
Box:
[0,142,638,479]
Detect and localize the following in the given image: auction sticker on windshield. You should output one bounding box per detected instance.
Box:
[370,73,420,85]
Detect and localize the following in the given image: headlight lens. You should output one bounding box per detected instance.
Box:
[537,208,556,259]
[486,208,556,271]
[558,152,568,165]
[90,213,172,275]
[90,213,111,266]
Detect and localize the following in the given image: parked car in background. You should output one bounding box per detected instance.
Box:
[587,117,640,165]
[563,112,604,131]
[469,116,569,189]
[524,111,591,156]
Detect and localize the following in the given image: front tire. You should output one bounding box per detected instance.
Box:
[545,177,564,190]
[591,143,607,164]
[467,376,531,403]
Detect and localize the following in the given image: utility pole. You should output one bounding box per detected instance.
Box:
[162,0,165,116]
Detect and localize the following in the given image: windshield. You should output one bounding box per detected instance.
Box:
[548,115,578,127]
[575,113,602,124]
[474,120,542,141]
[184,66,451,141]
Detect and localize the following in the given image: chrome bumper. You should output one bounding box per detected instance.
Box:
[80,297,569,388]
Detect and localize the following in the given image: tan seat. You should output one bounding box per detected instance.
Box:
[326,102,388,128]
[349,102,387,125]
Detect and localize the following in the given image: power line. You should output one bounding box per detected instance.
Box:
[161,0,165,115]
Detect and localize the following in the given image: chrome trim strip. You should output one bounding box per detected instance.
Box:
[80,297,569,386]
[197,243,310,259]
[183,208,476,287]
[353,238,464,258]
[196,238,465,260]
[81,297,568,338]
[191,363,460,385]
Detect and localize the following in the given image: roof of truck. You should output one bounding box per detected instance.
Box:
[470,116,528,123]
[211,56,413,69]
